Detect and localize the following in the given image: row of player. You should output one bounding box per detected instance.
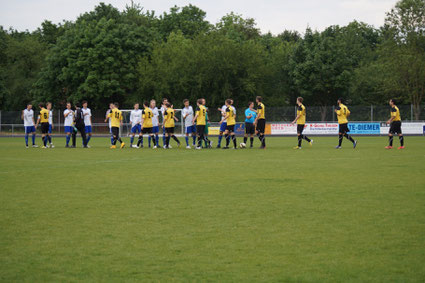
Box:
[22,96,404,149]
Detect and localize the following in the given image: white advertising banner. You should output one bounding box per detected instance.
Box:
[271,123,339,135]
[380,122,425,135]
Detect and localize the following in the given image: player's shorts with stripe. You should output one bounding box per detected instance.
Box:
[111,127,120,137]
[131,124,141,134]
[338,123,350,134]
[220,122,227,132]
[245,122,255,135]
[25,126,36,134]
[257,119,266,134]
[165,127,174,134]
[64,126,73,133]
[297,124,305,134]
[41,122,50,134]
[85,125,92,133]
[226,125,235,132]
[142,127,153,134]
[152,126,159,134]
[389,121,402,134]
[185,125,196,134]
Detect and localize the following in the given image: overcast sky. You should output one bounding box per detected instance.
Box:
[0,0,397,34]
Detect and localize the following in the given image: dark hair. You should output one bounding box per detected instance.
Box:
[390,99,396,104]
[75,102,80,107]
[143,101,149,107]
[183,99,189,103]
[109,102,114,106]
[114,102,119,107]
[162,98,168,102]
[82,100,88,105]
[165,102,171,107]
[225,99,232,105]
[256,96,262,102]
[38,102,45,108]
[66,102,71,106]
[248,101,254,107]
[297,97,303,103]
[197,99,203,104]
[338,98,344,103]
[46,102,52,106]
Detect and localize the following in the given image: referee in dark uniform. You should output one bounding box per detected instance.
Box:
[72,102,88,148]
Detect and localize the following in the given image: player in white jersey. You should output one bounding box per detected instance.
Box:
[182,99,196,149]
[21,103,38,148]
[150,99,160,148]
[129,103,142,148]
[217,103,228,148]
[46,102,54,148]
[63,102,75,147]
[160,98,169,147]
[82,101,92,147]
[104,103,114,145]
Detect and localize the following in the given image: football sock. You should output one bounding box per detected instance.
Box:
[399,135,404,146]
[304,135,311,142]
[225,134,230,147]
[218,135,223,146]
[32,134,36,145]
[130,136,134,145]
[66,135,70,145]
[232,135,237,148]
[137,137,142,146]
[148,136,152,147]
[151,135,157,146]
[243,137,247,143]
[110,135,114,145]
[250,137,254,146]
[344,133,355,143]
[192,135,196,145]
[118,138,123,144]
[43,136,47,146]
[197,135,203,147]
[338,135,343,146]
[260,134,266,147]
[298,135,302,147]
[185,136,189,146]
[166,136,170,147]
[47,135,52,144]
[389,135,393,146]
[25,134,29,146]
[155,134,159,146]
[162,134,166,145]
[172,135,179,144]
[86,136,91,144]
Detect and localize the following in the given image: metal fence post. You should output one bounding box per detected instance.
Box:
[411,104,413,121]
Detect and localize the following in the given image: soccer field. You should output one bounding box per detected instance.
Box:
[0,136,424,281]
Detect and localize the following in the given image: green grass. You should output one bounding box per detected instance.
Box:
[0,136,424,282]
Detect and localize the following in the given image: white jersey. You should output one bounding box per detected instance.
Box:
[160,105,167,124]
[63,109,74,126]
[130,109,142,127]
[182,106,194,127]
[48,110,53,124]
[82,108,92,126]
[23,109,34,127]
[221,105,227,122]
[151,107,159,127]
[232,106,236,115]
[106,109,111,128]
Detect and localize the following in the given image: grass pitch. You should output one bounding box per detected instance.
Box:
[0,136,424,282]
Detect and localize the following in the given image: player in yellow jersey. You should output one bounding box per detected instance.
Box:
[335,98,357,149]
[292,97,313,149]
[193,99,211,149]
[107,102,125,149]
[162,103,180,149]
[254,96,266,149]
[137,101,158,149]
[386,99,404,149]
[35,103,50,148]
[220,99,238,149]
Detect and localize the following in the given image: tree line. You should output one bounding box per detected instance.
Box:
[0,0,424,119]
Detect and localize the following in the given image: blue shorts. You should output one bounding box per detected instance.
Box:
[25,126,36,134]
[152,126,159,134]
[64,126,73,133]
[185,125,196,134]
[131,124,141,134]
[220,122,227,132]
[85,125,92,133]
[48,124,52,134]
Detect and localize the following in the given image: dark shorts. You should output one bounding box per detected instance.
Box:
[389,121,402,134]
[226,125,235,132]
[257,119,266,134]
[297,124,305,134]
[165,127,174,134]
[245,123,255,135]
[142,127,153,134]
[111,127,120,137]
[41,122,49,134]
[196,125,205,135]
[339,123,349,134]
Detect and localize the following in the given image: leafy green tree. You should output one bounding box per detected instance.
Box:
[215,13,261,42]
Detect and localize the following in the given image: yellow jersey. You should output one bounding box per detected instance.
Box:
[257,103,265,119]
[108,108,122,127]
[39,108,49,123]
[163,108,175,128]
[336,103,350,124]
[226,106,236,126]
[196,105,206,126]
[297,104,306,125]
[142,107,153,128]
[391,106,401,121]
